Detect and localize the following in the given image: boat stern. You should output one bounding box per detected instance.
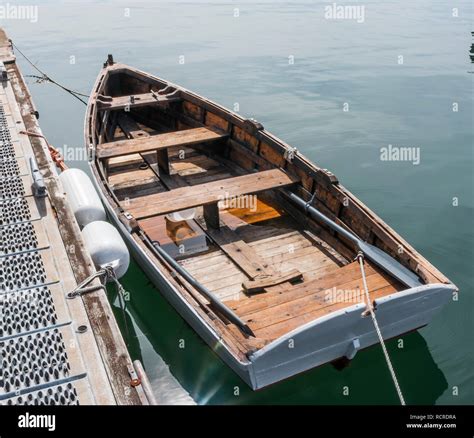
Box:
[247,283,455,390]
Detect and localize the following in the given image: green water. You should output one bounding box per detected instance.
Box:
[6,0,473,404]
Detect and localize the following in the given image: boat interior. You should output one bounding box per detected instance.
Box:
[88,65,449,357]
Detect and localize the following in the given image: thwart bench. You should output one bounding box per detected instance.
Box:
[96,91,181,111]
[98,126,228,175]
[126,168,299,225]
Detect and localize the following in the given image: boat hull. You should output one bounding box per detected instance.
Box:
[84,63,457,391]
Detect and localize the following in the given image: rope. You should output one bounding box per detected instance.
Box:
[10,40,88,105]
[104,266,131,343]
[304,191,317,214]
[356,251,406,405]
[19,130,68,171]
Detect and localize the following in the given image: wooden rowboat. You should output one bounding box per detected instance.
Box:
[85,56,457,390]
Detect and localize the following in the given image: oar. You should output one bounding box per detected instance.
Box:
[284,191,423,288]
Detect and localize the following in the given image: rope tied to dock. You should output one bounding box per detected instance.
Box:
[19,130,68,171]
[356,251,406,406]
[10,40,88,105]
[103,266,132,343]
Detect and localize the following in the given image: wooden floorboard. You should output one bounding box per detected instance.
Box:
[245,269,395,332]
[108,157,166,200]
[181,254,235,273]
[260,245,329,265]
[226,262,362,315]
[234,224,291,244]
[171,154,221,176]
[222,259,403,341]
[254,284,399,341]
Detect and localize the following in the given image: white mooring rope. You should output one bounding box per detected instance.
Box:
[356,251,406,405]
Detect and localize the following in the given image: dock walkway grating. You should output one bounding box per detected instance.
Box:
[0,99,85,405]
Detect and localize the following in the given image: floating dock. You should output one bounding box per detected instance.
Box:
[0,29,191,405]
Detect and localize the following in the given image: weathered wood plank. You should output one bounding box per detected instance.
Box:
[116,113,150,139]
[97,126,228,159]
[258,244,329,265]
[97,91,181,111]
[242,269,303,294]
[246,270,393,332]
[127,169,299,219]
[254,284,398,341]
[206,224,302,294]
[227,261,368,316]
[206,226,273,279]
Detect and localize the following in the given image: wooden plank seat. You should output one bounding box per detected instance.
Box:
[97,127,228,160]
[126,168,299,222]
[97,91,181,111]
[99,126,228,175]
